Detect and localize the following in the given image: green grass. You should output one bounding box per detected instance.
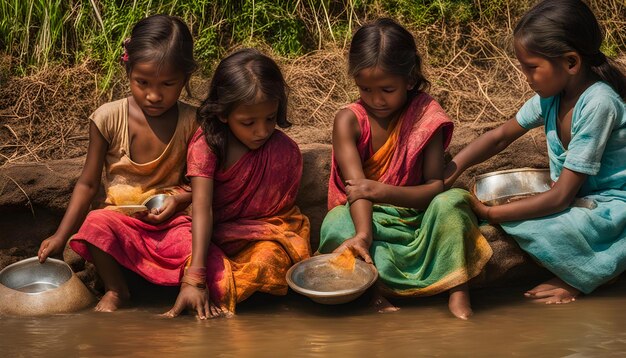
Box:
[1,0,623,88]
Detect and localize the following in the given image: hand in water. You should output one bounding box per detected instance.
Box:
[163,284,224,319]
[334,233,373,264]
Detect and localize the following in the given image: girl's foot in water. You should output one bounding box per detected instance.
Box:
[370,292,400,313]
[524,277,579,304]
[448,284,472,320]
[95,290,130,312]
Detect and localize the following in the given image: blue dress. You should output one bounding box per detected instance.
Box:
[501,82,626,294]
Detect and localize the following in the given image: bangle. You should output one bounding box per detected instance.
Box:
[181,274,206,289]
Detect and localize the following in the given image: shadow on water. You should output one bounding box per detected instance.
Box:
[2,274,626,357]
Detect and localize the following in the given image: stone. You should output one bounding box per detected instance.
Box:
[0,144,548,291]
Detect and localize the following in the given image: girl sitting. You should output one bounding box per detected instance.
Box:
[445,0,626,304]
[164,49,311,319]
[318,18,492,320]
[38,15,199,312]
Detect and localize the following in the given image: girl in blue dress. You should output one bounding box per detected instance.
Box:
[445,0,626,304]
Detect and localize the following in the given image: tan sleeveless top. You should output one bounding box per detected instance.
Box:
[90,98,198,206]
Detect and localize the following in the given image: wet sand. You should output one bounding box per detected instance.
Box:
[2,277,626,357]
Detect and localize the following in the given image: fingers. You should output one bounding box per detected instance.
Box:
[38,243,49,263]
[354,246,373,264]
[162,300,184,318]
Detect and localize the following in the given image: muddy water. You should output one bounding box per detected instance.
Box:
[2,279,626,357]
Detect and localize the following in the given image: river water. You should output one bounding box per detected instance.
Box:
[2,278,626,357]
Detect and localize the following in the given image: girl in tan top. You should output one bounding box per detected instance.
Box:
[37,14,198,312]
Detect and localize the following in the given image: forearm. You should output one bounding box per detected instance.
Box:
[377,180,443,210]
[189,211,212,269]
[487,189,571,223]
[451,131,511,175]
[349,199,373,242]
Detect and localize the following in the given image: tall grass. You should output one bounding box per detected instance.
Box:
[1,0,624,88]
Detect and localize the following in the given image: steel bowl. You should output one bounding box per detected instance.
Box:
[0,257,95,316]
[286,253,378,305]
[142,194,168,211]
[473,168,551,206]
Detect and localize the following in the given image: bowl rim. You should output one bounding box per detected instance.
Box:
[141,193,169,206]
[286,253,378,298]
[473,167,550,182]
[0,256,71,277]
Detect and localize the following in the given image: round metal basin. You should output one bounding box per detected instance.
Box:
[286,253,378,305]
[472,168,551,206]
[0,257,95,316]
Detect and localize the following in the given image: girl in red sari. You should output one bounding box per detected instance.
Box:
[164,49,311,319]
[38,15,199,312]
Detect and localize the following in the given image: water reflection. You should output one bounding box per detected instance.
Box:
[2,278,626,357]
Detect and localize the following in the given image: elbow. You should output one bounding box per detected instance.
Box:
[545,189,576,214]
[431,179,444,196]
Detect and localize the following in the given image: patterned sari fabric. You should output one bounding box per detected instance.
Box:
[186,128,311,312]
[70,99,198,288]
[319,93,492,296]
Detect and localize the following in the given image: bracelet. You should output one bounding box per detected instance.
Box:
[181,274,207,289]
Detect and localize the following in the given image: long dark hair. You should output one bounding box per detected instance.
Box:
[514,0,626,99]
[197,48,291,167]
[122,14,197,95]
[348,18,429,98]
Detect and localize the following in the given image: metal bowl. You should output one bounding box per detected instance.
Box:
[142,194,168,211]
[473,168,551,206]
[0,257,95,316]
[286,253,378,305]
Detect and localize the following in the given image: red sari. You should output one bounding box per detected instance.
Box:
[327,93,454,209]
[186,128,311,312]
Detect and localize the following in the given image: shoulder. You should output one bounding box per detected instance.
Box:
[269,130,300,153]
[575,82,624,127]
[177,100,198,119]
[188,126,208,149]
[578,82,624,112]
[90,98,127,122]
[334,107,358,125]
[333,106,360,139]
[177,100,200,136]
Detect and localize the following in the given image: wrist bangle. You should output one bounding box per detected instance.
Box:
[181,275,206,289]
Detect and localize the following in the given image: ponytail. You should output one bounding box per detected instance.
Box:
[589,53,626,100]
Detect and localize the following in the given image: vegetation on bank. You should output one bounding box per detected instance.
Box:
[2,1,623,86]
[0,1,624,166]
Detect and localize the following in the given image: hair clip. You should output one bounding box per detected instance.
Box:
[121,38,131,63]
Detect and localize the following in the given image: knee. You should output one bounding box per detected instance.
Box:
[83,209,111,224]
[429,188,471,212]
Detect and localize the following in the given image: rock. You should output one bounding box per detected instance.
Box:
[0,144,548,290]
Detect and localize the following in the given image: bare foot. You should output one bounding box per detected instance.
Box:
[524,277,580,304]
[448,284,472,320]
[94,290,130,312]
[370,292,400,313]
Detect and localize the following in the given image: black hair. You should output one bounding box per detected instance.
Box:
[122,14,197,95]
[514,0,626,99]
[197,48,291,167]
[348,18,429,98]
